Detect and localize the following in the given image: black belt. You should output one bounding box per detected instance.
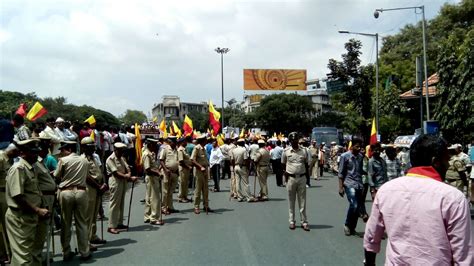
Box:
[41,190,57,195]
[258,164,269,167]
[287,173,305,178]
[60,185,86,191]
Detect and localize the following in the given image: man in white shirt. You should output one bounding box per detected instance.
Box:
[54,117,76,141]
[40,117,62,156]
[210,140,223,192]
[270,140,284,187]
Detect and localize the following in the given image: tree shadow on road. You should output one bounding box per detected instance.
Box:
[309,224,334,230]
[128,224,159,232]
[164,217,189,224]
[102,238,138,248]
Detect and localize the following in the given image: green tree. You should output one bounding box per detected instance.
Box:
[119,109,147,125]
[434,27,474,143]
[327,39,374,138]
[254,93,314,135]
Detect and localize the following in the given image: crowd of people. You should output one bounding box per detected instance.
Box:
[0,113,473,265]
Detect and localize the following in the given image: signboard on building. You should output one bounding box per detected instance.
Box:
[326,80,346,94]
[249,94,264,104]
[243,69,306,91]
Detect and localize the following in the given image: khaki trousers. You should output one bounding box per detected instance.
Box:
[6,209,40,266]
[235,166,252,200]
[108,176,127,228]
[86,186,101,241]
[257,166,269,197]
[144,175,161,222]
[32,195,54,262]
[59,189,90,257]
[162,172,178,210]
[230,166,237,195]
[310,160,319,179]
[0,191,10,260]
[178,168,190,200]
[287,176,308,224]
[193,168,209,208]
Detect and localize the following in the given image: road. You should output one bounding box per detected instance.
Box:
[52,172,388,265]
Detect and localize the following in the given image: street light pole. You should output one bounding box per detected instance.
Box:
[215,47,230,132]
[338,30,379,138]
[374,5,430,122]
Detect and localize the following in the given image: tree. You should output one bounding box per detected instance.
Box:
[434,27,474,143]
[119,109,147,125]
[254,93,314,135]
[327,39,374,139]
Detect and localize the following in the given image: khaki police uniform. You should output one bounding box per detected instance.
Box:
[282,146,309,224]
[5,157,43,265]
[31,158,57,262]
[446,154,467,193]
[55,152,90,258]
[309,146,319,179]
[0,151,11,260]
[106,151,130,228]
[160,145,179,211]
[231,146,254,201]
[255,147,270,199]
[143,148,161,223]
[83,154,104,242]
[178,146,192,201]
[191,144,209,209]
[228,143,237,196]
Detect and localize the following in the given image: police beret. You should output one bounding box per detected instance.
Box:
[59,141,77,149]
[114,142,127,149]
[258,139,265,144]
[16,139,41,152]
[288,132,299,141]
[80,137,95,145]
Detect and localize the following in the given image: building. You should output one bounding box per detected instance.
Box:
[240,78,331,115]
[151,95,208,122]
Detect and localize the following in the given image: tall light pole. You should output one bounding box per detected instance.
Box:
[374,6,430,122]
[215,47,230,132]
[339,30,379,138]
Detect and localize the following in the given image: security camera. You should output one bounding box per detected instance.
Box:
[374,11,379,18]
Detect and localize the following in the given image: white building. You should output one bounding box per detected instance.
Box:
[151,95,208,122]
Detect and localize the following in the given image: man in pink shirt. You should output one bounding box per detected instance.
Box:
[364,134,472,265]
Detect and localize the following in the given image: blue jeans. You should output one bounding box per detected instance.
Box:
[344,186,365,232]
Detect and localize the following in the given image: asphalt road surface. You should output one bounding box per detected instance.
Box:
[51,172,389,265]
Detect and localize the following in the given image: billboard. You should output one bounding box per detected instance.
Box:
[244,69,307,91]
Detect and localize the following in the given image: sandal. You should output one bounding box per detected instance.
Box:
[289,223,296,230]
[301,223,310,231]
[194,208,200,214]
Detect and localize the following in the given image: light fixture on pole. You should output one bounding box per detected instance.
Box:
[338,30,379,138]
[215,47,230,132]
[374,6,430,122]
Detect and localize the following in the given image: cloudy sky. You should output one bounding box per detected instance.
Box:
[0,0,457,117]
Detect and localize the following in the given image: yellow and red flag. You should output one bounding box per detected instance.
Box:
[239,128,245,138]
[369,117,377,145]
[159,120,167,133]
[134,123,143,174]
[90,130,95,141]
[217,134,225,146]
[26,101,47,121]
[172,121,182,137]
[84,115,96,126]
[183,115,193,136]
[208,100,221,134]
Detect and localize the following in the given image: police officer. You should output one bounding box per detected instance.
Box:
[254,139,270,200]
[106,142,138,234]
[446,144,468,195]
[177,137,192,203]
[5,139,50,265]
[54,140,91,261]
[309,140,319,180]
[228,138,238,199]
[191,135,212,214]
[31,137,58,262]
[81,137,108,247]
[160,136,179,214]
[231,138,256,203]
[0,143,18,263]
[143,138,164,225]
[282,132,310,231]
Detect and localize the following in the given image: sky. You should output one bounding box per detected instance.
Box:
[0,0,458,117]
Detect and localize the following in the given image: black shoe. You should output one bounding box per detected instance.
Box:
[144,219,150,223]
[169,209,180,213]
[79,254,92,261]
[140,199,146,203]
[89,245,98,252]
[63,253,74,262]
[90,238,107,245]
[117,224,129,230]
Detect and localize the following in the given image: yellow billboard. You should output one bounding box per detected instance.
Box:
[244,69,307,91]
